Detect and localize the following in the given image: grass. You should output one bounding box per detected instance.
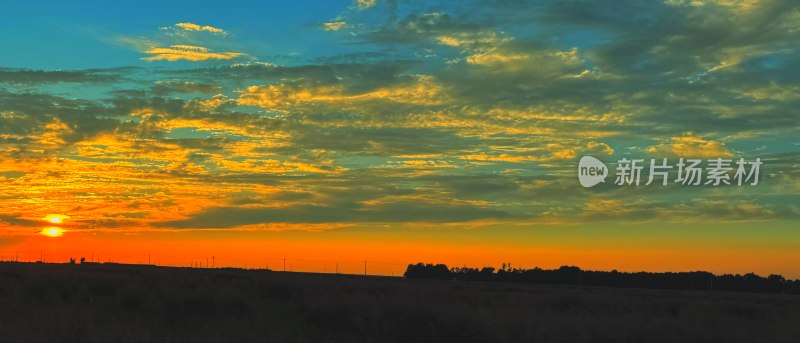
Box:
[0,262,798,342]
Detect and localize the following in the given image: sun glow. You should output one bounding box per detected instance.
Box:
[43,214,69,224]
[40,227,64,237]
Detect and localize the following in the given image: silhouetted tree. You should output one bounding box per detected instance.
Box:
[405,262,800,295]
[403,263,450,280]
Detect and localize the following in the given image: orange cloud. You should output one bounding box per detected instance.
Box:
[237,75,447,109]
[647,132,734,158]
[143,45,243,62]
[547,144,577,159]
[459,153,540,163]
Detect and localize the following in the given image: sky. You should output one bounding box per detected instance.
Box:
[0,0,799,276]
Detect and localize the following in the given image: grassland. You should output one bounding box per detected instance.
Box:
[0,262,798,342]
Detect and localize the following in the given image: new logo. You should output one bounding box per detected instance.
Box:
[578,156,608,188]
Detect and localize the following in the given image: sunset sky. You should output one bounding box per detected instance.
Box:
[1,0,799,276]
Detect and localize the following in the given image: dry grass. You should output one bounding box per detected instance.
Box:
[0,262,798,342]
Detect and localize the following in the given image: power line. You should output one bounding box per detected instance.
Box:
[1,251,407,276]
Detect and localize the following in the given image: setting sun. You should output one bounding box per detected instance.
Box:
[40,227,65,238]
[43,214,69,225]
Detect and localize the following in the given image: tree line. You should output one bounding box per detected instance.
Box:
[404,263,800,295]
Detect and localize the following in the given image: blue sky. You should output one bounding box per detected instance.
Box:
[0,0,351,69]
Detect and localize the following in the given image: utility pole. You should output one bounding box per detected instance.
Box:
[212,256,215,268]
[148,254,151,265]
[335,262,338,274]
[364,260,367,275]
[283,258,286,272]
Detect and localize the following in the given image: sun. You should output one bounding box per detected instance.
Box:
[40,227,65,238]
[43,214,69,224]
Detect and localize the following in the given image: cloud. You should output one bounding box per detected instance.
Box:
[466,52,529,65]
[0,90,119,154]
[120,22,240,62]
[157,199,512,228]
[586,141,615,155]
[322,21,347,31]
[665,0,764,12]
[143,45,243,62]
[742,82,800,101]
[174,22,227,34]
[459,153,539,163]
[647,132,734,158]
[236,74,448,110]
[0,68,121,84]
[214,158,342,174]
[354,0,376,10]
[0,214,38,227]
[0,0,798,230]
[152,81,222,95]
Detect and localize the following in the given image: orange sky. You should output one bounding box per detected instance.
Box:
[4,220,799,278]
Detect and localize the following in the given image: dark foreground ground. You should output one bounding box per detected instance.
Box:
[0,263,798,343]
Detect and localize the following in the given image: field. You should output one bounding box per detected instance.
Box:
[0,262,798,343]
